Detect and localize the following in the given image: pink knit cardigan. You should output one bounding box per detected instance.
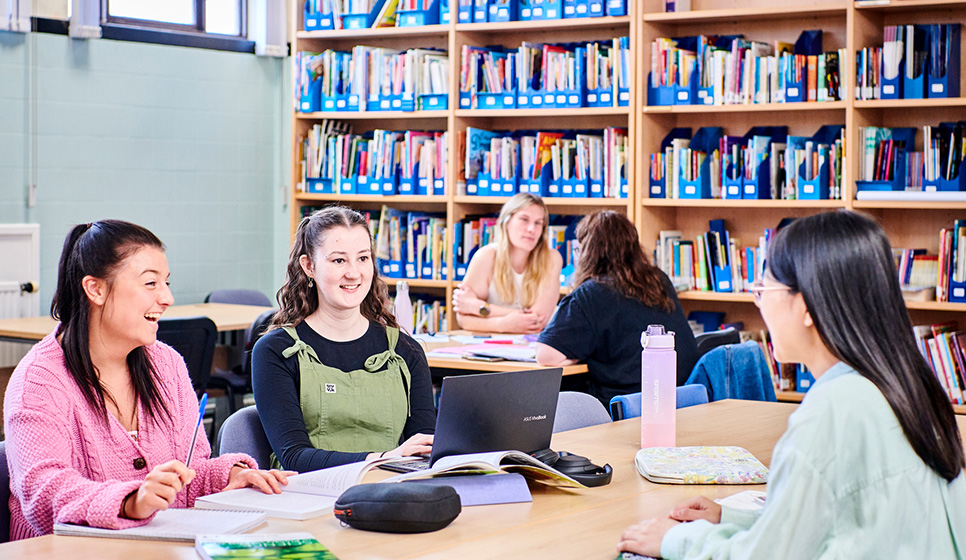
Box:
[3,331,256,540]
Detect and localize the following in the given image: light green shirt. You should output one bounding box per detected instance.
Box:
[662,361,966,560]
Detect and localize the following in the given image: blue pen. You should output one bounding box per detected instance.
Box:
[185,393,208,468]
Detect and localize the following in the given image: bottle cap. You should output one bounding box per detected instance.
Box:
[396,280,409,291]
[641,324,675,349]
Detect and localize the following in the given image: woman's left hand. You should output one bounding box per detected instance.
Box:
[224,467,296,494]
[616,517,681,558]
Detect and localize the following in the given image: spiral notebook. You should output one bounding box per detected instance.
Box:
[634,446,769,484]
[53,508,267,542]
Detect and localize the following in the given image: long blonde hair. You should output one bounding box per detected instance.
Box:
[492,193,553,308]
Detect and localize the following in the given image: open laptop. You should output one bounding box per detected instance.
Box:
[382,367,563,472]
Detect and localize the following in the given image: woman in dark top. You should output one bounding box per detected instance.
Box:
[252,207,436,472]
[536,211,699,406]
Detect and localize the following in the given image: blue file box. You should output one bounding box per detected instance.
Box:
[459,90,473,109]
[617,86,630,107]
[649,128,692,199]
[855,127,915,192]
[707,220,733,292]
[588,0,603,16]
[306,178,335,194]
[299,78,323,113]
[619,167,628,198]
[528,0,562,20]
[796,366,815,392]
[475,172,494,196]
[398,0,441,25]
[517,85,542,109]
[786,30,822,102]
[321,92,361,112]
[586,87,614,107]
[458,0,473,22]
[433,177,446,196]
[902,25,929,99]
[605,0,626,16]
[379,259,405,279]
[723,167,743,200]
[489,0,517,21]
[519,165,543,196]
[440,0,451,22]
[647,67,696,106]
[923,158,966,193]
[477,89,517,109]
[743,126,787,200]
[304,2,335,30]
[563,0,590,18]
[419,93,448,111]
[795,125,841,200]
[342,0,385,28]
[880,58,904,100]
[678,127,723,199]
[473,0,488,21]
[928,24,961,98]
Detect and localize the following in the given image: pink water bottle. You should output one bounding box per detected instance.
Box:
[641,324,676,448]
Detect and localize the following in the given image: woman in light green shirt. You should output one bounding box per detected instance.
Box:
[618,211,966,559]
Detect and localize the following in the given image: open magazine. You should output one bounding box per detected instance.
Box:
[195,456,398,520]
[384,450,586,488]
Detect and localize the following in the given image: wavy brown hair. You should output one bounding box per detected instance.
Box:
[270,206,398,331]
[492,193,554,307]
[572,211,674,312]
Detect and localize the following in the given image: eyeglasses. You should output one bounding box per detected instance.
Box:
[749,282,792,305]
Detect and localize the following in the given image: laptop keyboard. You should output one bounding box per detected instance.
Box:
[379,456,432,473]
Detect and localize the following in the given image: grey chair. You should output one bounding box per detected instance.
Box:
[216,406,273,469]
[552,391,612,433]
[694,327,741,356]
[204,289,272,308]
[1,441,10,543]
[156,316,217,396]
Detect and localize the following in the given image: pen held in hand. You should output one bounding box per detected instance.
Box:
[185,393,208,470]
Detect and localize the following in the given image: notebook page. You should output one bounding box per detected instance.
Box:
[53,508,266,542]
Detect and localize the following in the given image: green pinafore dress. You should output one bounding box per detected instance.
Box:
[269,325,411,469]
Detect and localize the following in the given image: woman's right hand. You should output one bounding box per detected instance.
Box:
[382,433,434,459]
[500,309,546,334]
[122,460,195,520]
[668,495,722,524]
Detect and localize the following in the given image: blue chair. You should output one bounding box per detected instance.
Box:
[553,391,612,433]
[608,384,710,421]
[0,441,9,543]
[216,405,273,469]
[686,341,777,402]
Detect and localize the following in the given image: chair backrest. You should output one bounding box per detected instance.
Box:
[552,391,612,433]
[685,341,778,403]
[204,289,272,308]
[157,316,217,395]
[216,406,273,469]
[608,384,710,421]
[0,441,10,543]
[695,327,741,356]
[242,309,276,379]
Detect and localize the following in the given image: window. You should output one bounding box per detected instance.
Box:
[105,0,244,37]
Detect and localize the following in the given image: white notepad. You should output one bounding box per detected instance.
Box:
[53,508,267,542]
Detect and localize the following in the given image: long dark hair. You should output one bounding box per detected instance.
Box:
[572,211,674,312]
[51,220,171,423]
[767,210,964,482]
[271,206,397,330]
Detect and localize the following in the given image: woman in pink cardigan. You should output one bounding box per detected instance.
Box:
[3,220,291,540]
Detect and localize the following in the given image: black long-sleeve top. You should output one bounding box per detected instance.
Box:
[252,320,436,472]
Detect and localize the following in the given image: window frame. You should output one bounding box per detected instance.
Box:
[102,0,248,39]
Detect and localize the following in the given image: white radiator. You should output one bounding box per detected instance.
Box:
[0,281,31,367]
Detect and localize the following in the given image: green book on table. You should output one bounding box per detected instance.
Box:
[196,532,338,560]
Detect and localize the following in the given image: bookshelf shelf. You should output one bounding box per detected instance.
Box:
[677,291,754,303]
[405,279,451,289]
[852,200,966,210]
[853,98,966,109]
[643,101,847,114]
[297,24,451,40]
[643,199,846,209]
[297,194,449,204]
[456,16,631,33]
[295,111,449,121]
[854,0,966,11]
[643,3,847,23]
[776,390,805,403]
[454,195,629,206]
[457,107,631,118]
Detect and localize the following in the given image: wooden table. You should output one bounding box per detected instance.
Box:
[0,400,797,559]
[0,303,273,342]
[422,331,589,376]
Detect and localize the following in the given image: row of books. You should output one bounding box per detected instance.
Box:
[296,47,449,113]
[857,124,966,193]
[459,38,630,109]
[457,0,626,23]
[858,23,961,100]
[410,296,448,334]
[649,125,845,201]
[914,321,966,405]
[648,30,840,106]
[299,121,448,196]
[374,206,449,280]
[304,0,452,30]
[655,221,772,294]
[459,127,628,198]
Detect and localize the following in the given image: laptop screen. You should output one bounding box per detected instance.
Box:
[430,368,563,464]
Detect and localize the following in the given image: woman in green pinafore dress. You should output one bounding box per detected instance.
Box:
[252,207,436,472]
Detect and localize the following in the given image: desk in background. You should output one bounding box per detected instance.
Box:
[420,331,589,376]
[0,303,273,342]
[0,400,830,560]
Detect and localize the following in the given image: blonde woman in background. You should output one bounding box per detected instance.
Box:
[452,193,563,334]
